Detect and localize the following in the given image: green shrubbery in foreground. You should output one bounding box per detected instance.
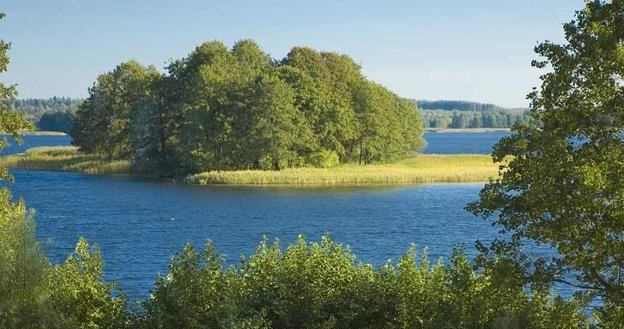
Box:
[1,200,590,329]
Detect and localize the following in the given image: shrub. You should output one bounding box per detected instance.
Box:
[142,235,589,329]
[306,150,340,168]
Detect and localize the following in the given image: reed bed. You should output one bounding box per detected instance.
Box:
[187,154,500,185]
[1,147,501,185]
[0,146,131,175]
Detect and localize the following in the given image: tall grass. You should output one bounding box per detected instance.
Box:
[0,146,130,175]
[1,147,501,185]
[187,154,501,185]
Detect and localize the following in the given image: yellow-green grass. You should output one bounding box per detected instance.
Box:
[187,154,502,185]
[0,146,130,175]
[1,146,503,185]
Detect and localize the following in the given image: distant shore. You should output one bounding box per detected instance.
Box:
[10,129,513,136]
[19,130,68,136]
[0,146,501,186]
[425,128,511,133]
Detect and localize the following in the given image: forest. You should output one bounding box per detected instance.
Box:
[4,97,78,133]
[411,100,530,129]
[413,99,510,111]
[422,109,530,129]
[71,40,425,175]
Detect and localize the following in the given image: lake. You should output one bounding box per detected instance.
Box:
[4,131,517,300]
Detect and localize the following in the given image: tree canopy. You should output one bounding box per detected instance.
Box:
[468,0,624,325]
[71,40,425,175]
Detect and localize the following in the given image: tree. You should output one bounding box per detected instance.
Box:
[0,13,126,328]
[37,111,74,133]
[0,15,44,326]
[468,1,624,325]
[71,41,425,174]
[72,60,160,159]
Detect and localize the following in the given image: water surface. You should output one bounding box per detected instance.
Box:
[12,170,492,299]
[4,132,511,299]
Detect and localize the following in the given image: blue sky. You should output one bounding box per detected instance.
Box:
[2,1,581,107]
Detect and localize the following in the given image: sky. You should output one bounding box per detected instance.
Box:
[2,0,583,108]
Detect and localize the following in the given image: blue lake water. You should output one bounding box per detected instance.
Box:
[0,134,72,155]
[421,130,509,154]
[3,131,535,300]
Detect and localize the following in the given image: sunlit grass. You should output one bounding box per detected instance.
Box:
[0,146,130,175]
[1,147,503,185]
[187,154,501,185]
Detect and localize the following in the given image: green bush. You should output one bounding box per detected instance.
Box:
[142,236,589,329]
[0,188,127,329]
[306,150,340,168]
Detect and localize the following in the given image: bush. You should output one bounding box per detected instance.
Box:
[142,235,589,329]
[0,188,127,329]
[306,150,340,168]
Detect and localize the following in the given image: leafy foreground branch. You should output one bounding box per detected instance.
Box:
[0,146,500,185]
[2,200,591,329]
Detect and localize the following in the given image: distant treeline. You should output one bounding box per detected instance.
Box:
[4,97,79,133]
[72,40,425,175]
[409,100,530,129]
[414,99,516,112]
[422,109,530,129]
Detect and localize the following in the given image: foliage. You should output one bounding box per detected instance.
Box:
[306,149,340,168]
[4,97,81,132]
[0,13,127,329]
[72,61,161,160]
[49,238,128,328]
[413,99,510,112]
[467,1,624,327]
[422,109,530,129]
[72,40,425,175]
[140,235,588,329]
[37,110,74,133]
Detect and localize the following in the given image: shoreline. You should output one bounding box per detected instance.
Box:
[0,146,501,186]
[425,128,510,133]
[20,130,68,136]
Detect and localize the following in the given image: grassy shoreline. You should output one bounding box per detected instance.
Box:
[0,146,500,185]
[0,146,131,175]
[424,128,510,133]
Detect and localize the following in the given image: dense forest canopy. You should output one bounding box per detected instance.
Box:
[4,97,80,133]
[71,40,425,175]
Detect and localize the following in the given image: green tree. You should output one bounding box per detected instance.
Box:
[49,238,127,329]
[0,13,47,327]
[1,13,126,328]
[72,60,160,159]
[72,41,425,174]
[468,1,624,326]
[37,111,74,133]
